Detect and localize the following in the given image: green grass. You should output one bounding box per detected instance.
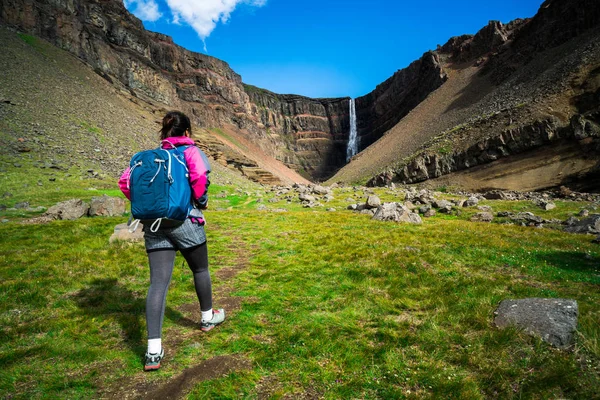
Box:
[17,33,40,48]
[0,155,120,213]
[0,162,599,398]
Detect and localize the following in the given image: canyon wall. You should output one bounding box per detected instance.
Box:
[0,0,350,181]
[354,52,447,151]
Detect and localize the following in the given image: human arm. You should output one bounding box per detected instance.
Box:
[118,167,131,200]
[185,146,211,208]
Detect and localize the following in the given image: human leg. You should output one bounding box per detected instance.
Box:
[180,242,225,331]
[146,249,176,350]
[180,242,212,312]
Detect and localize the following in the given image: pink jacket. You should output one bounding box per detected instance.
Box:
[118,136,211,207]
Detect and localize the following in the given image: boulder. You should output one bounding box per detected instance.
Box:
[471,212,494,222]
[464,196,479,207]
[372,203,422,224]
[432,199,450,208]
[483,190,511,200]
[564,214,600,234]
[88,195,126,217]
[535,199,556,211]
[365,195,381,209]
[418,204,432,214]
[45,199,89,220]
[579,209,590,217]
[312,185,331,195]
[511,212,543,226]
[299,193,316,203]
[494,298,578,349]
[423,209,436,218]
[109,223,144,243]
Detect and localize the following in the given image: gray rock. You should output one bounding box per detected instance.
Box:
[312,185,330,195]
[483,190,512,200]
[433,199,453,209]
[536,199,556,211]
[477,205,493,212]
[471,212,494,222]
[45,199,89,220]
[494,298,578,349]
[423,209,436,218]
[578,209,589,217]
[465,196,479,207]
[372,203,422,224]
[257,204,267,211]
[419,204,432,214]
[365,195,381,209]
[497,211,514,218]
[14,202,30,209]
[88,195,126,217]
[454,199,466,208]
[564,214,600,234]
[299,193,316,203]
[511,212,543,225]
[347,204,358,211]
[109,223,144,243]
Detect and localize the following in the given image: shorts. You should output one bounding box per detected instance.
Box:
[143,216,207,252]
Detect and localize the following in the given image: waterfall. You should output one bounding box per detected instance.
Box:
[346,98,358,162]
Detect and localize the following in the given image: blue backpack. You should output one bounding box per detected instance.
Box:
[127,143,192,232]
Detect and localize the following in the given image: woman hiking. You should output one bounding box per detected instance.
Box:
[118,111,225,371]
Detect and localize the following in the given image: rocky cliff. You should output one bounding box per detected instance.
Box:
[0,0,350,182]
[245,86,350,179]
[333,0,600,192]
[352,18,528,155]
[354,51,447,151]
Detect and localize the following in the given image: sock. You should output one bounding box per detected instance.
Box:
[201,309,213,322]
[148,338,161,354]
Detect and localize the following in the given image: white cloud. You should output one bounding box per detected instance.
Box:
[125,0,162,22]
[165,0,266,40]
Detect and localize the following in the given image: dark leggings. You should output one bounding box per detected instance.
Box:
[146,242,212,340]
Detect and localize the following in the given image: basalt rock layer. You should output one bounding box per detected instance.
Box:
[0,0,348,182]
[245,86,350,179]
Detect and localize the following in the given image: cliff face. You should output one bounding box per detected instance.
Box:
[245,87,350,179]
[354,52,447,151]
[361,0,600,190]
[352,19,531,155]
[0,0,350,182]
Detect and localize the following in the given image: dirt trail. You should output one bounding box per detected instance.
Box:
[98,226,253,400]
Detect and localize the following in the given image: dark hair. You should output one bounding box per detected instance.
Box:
[160,111,192,140]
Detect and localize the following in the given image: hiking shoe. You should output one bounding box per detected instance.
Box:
[144,348,164,371]
[200,309,225,332]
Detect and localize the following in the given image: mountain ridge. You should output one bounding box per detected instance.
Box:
[2,0,599,191]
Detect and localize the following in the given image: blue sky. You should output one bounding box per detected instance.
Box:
[124,0,544,99]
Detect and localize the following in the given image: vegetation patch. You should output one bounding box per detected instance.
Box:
[1,177,599,398]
